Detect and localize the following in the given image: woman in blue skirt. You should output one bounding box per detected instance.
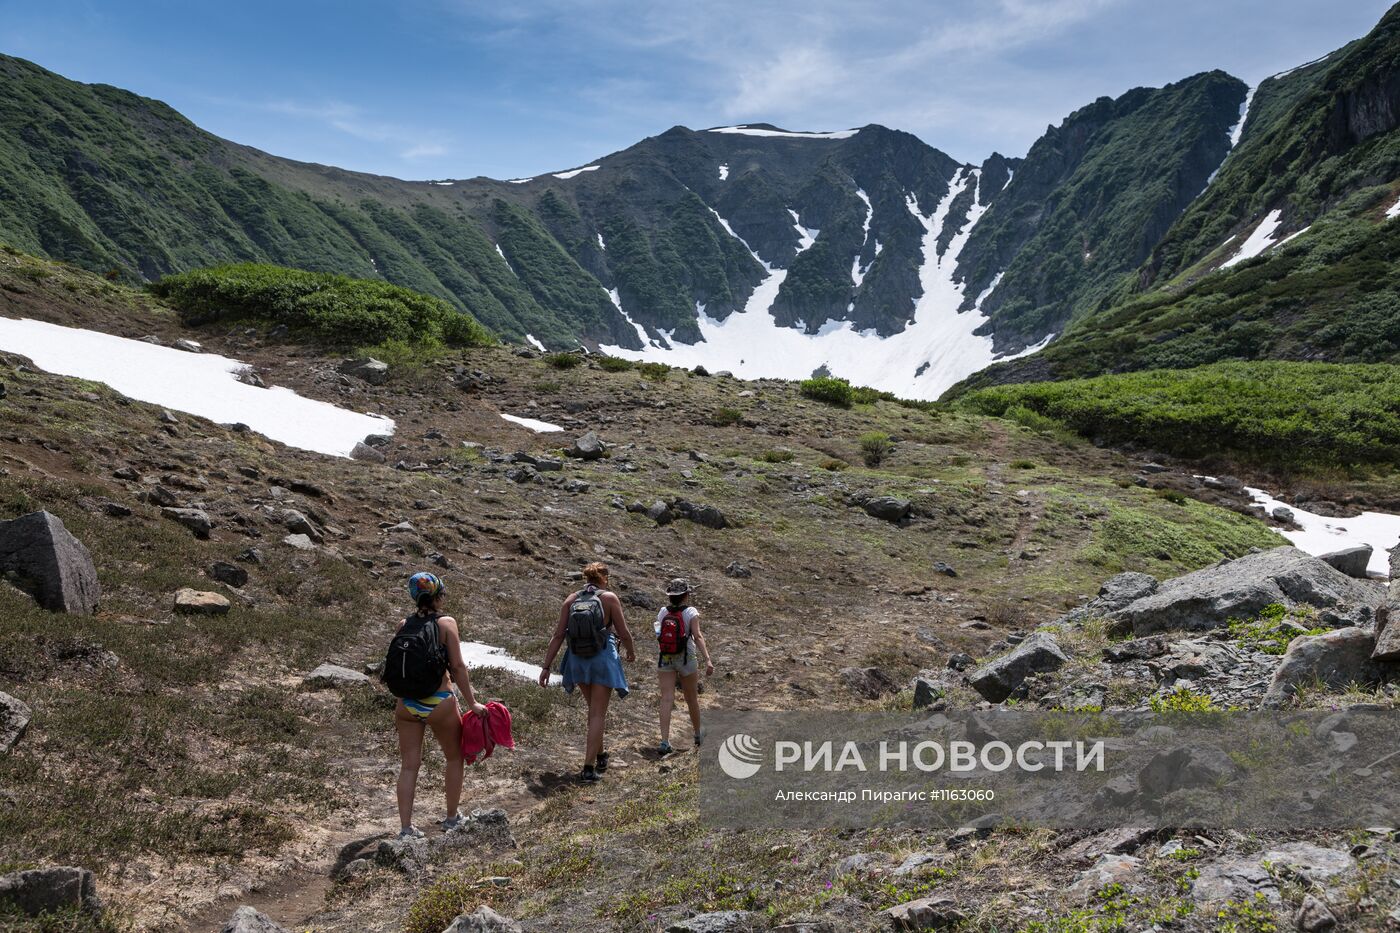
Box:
[539,562,636,782]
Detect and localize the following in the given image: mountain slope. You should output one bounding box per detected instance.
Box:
[951,71,1248,351]
[948,4,1400,392]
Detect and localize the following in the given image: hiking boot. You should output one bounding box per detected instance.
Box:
[657,740,674,756]
[694,728,706,748]
[398,825,425,839]
[595,751,610,773]
[580,764,601,783]
[439,813,465,831]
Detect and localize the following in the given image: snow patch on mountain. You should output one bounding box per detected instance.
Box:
[1222,209,1285,267]
[851,188,874,287]
[1387,194,1400,219]
[500,413,563,433]
[600,169,1043,399]
[789,209,819,253]
[495,244,516,275]
[0,317,393,457]
[707,126,858,140]
[552,165,599,179]
[525,334,546,351]
[505,177,533,184]
[718,163,729,180]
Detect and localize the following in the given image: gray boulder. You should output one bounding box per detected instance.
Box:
[863,497,912,523]
[162,506,213,539]
[338,357,389,385]
[968,632,1068,702]
[223,906,287,933]
[1191,856,1278,904]
[1138,745,1239,798]
[1295,894,1338,932]
[174,588,231,615]
[442,906,524,933]
[1259,842,1353,883]
[567,431,607,460]
[303,663,372,689]
[724,561,752,579]
[1068,854,1142,898]
[283,534,317,551]
[0,691,32,753]
[208,561,249,588]
[280,509,323,543]
[0,866,101,916]
[0,511,101,613]
[1265,627,1388,704]
[912,676,945,709]
[666,911,759,933]
[839,666,900,700]
[350,441,386,464]
[1320,545,1373,579]
[883,896,965,930]
[374,836,428,874]
[1110,547,1379,636]
[675,500,729,530]
[646,501,674,526]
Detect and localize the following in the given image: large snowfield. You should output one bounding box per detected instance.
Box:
[600,166,1042,399]
[0,317,393,458]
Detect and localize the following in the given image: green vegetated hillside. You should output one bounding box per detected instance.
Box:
[954,71,1247,350]
[956,4,1400,390]
[957,361,1400,472]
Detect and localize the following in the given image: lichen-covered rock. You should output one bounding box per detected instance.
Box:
[174,588,230,615]
[968,632,1068,702]
[0,511,101,613]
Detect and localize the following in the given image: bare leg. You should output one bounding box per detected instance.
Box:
[658,670,677,743]
[427,696,464,818]
[394,704,426,830]
[680,672,702,735]
[584,683,612,766]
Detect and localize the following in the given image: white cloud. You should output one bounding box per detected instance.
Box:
[401,142,449,159]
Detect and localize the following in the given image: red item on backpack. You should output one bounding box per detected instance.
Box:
[658,607,688,655]
[460,701,515,764]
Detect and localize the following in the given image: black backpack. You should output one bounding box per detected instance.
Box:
[383,613,448,699]
[566,586,609,658]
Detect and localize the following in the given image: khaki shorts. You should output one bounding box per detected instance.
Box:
[657,641,698,676]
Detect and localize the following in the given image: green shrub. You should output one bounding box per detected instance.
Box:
[711,407,743,426]
[639,362,670,381]
[598,355,634,372]
[800,376,854,408]
[759,448,795,463]
[1227,603,1328,655]
[1149,686,1217,713]
[820,458,849,471]
[1010,458,1038,470]
[544,352,582,370]
[860,432,892,467]
[959,361,1400,472]
[1155,489,1188,506]
[152,263,493,351]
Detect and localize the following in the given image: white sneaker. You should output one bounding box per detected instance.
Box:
[398,825,425,839]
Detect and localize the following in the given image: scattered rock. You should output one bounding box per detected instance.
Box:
[112,466,140,481]
[1320,545,1373,580]
[1260,842,1353,883]
[0,511,101,613]
[1138,745,1239,798]
[283,534,317,551]
[208,561,249,588]
[1057,828,1155,864]
[864,496,912,523]
[946,652,974,671]
[665,911,758,933]
[891,852,941,877]
[374,835,428,874]
[675,500,729,529]
[173,338,203,353]
[102,501,132,518]
[1069,854,1142,898]
[1110,547,1378,635]
[442,906,524,933]
[1102,635,1169,662]
[840,666,900,699]
[1265,627,1388,704]
[647,501,674,526]
[0,691,31,753]
[1295,894,1338,932]
[1191,856,1279,904]
[222,906,287,933]
[303,663,372,689]
[280,509,323,543]
[883,896,965,930]
[912,676,945,709]
[567,431,607,460]
[724,561,752,579]
[1272,505,1296,524]
[236,547,264,565]
[350,441,386,464]
[338,357,389,385]
[173,588,230,615]
[968,632,1068,702]
[0,866,102,917]
[505,465,539,485]
[161,506,213,540]
[931,562,957,577]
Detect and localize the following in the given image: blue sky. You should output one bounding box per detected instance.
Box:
[2,0,1393,180]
